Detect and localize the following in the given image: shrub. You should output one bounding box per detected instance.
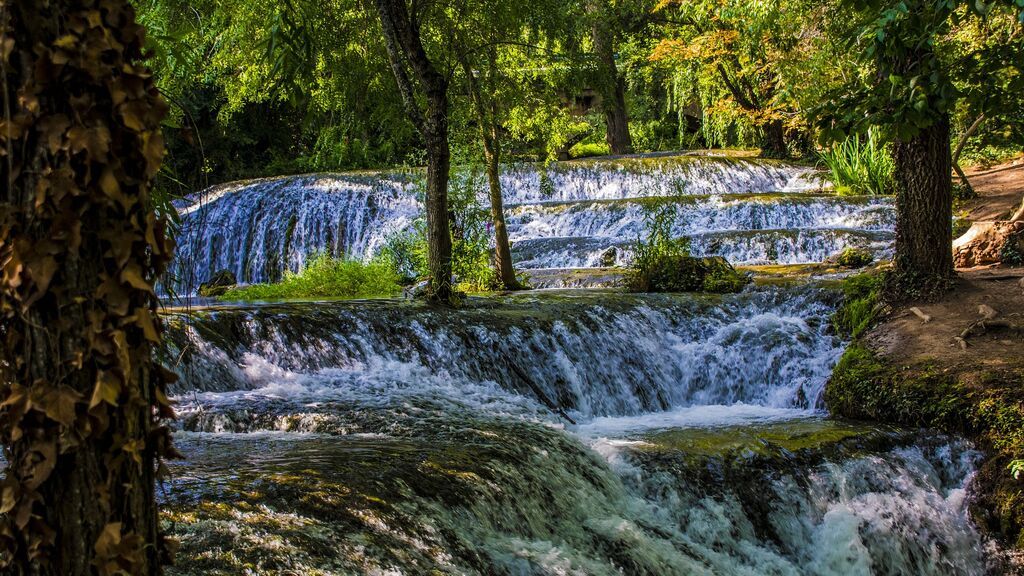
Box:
[627,201,748,293]
[220,255,401,301]
[379,167,500,293]
[819,130,895,196]
[833,247,874,268]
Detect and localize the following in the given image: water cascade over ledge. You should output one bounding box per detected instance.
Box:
[169,155,894,291]
[163,286,994,575]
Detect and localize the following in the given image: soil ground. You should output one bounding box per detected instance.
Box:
[866,157,1024,375]
[963,157,1024,222]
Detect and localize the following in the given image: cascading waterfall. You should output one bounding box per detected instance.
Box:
[163,154,991,575]
[170,155,891,291]
[163,286,994,575]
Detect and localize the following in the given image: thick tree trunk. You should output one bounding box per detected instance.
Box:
[760,119,788,159]
[1,1,174,574]
[891,114,955,291]
[590,2,632,155]
[374,0,453,302]
[423,106,454,301]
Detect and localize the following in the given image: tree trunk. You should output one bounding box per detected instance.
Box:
[891,114,956,292]
[374,0,453,302]
[423,106,453,301]
[1,1,174,574]
[590,2,632,155]
[484,139,522,289]
[760,119,788,159]
[952,112,985,191]
[458,52,522,290]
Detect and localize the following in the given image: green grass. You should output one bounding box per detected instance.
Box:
[569,142,611,158]
[819,130,895,196]
[220,255,402,301]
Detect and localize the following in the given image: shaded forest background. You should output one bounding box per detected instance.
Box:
[133,0,1023,197]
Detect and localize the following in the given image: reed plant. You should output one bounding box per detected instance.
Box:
[819,130,895,196]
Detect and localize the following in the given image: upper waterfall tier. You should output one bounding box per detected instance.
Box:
[169,155,885,290]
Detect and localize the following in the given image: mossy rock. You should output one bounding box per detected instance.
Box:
[628,255,750,294]
[828,247,874,268]
[827,344,1024,547]
[198,269,238,297]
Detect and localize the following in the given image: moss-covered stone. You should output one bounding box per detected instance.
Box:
[831,247,874,268]
[198,269,237,297]
[627,255,751,294]
[827,343,1024,546]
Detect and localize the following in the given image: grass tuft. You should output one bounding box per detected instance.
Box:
[819,130,895,196]
[220,255,401,301]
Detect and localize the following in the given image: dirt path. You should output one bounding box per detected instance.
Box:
[963,156,1024,222]
[867,156,1024,372]
[866,268,1024,377]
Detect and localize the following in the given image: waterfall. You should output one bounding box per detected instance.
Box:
[170,155,890,291]
[160,155,993,575]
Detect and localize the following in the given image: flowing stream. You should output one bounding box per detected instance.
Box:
[163,154,992,575]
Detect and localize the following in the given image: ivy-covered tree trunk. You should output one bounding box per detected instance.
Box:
[891,114,955,291]
[374,0,453,302]
[590,2,632,155]
[0,1,175,575]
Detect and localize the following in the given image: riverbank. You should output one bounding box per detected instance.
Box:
[827,159,1024,565]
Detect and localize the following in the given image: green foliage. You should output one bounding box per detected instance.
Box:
[818,130,895,196]
[627,201,748,293]
[816,0,1024,144]
[220,255,401,301]
[832,272,884,338]
[569,142,611,158]
[379,169,501,293]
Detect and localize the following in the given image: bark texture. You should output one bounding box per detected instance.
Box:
[891,115,956,289]
[0,0,174,574]
[459,53,522,290]
[374,0,453,301]
[590,3,632,155]
[760,119,788,160]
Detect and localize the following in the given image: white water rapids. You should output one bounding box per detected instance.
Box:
[162,155,993,575]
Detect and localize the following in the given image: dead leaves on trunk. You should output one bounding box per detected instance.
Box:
[1,0,175,572]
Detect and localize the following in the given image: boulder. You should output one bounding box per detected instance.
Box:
[403,280,430,300]
[599,247,619,268]
[953,221,1024,268]
[826,247,874,269]
[198,269,237,297]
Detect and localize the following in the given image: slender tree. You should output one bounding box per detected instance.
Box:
[374,0,454,302]
[0,0,175,574]
[457,48,523,290]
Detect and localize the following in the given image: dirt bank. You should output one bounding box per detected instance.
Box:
[827,160,1024,569]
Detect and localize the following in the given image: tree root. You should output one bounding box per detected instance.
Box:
[955,318,1024,349]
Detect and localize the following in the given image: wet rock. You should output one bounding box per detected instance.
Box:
[198,269,237,297]
[826,247,874,268]
[403,279,430,300]
[953,221,1024,268]
[599,247,619,267]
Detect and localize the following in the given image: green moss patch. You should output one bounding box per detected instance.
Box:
[827,343,1024,545]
